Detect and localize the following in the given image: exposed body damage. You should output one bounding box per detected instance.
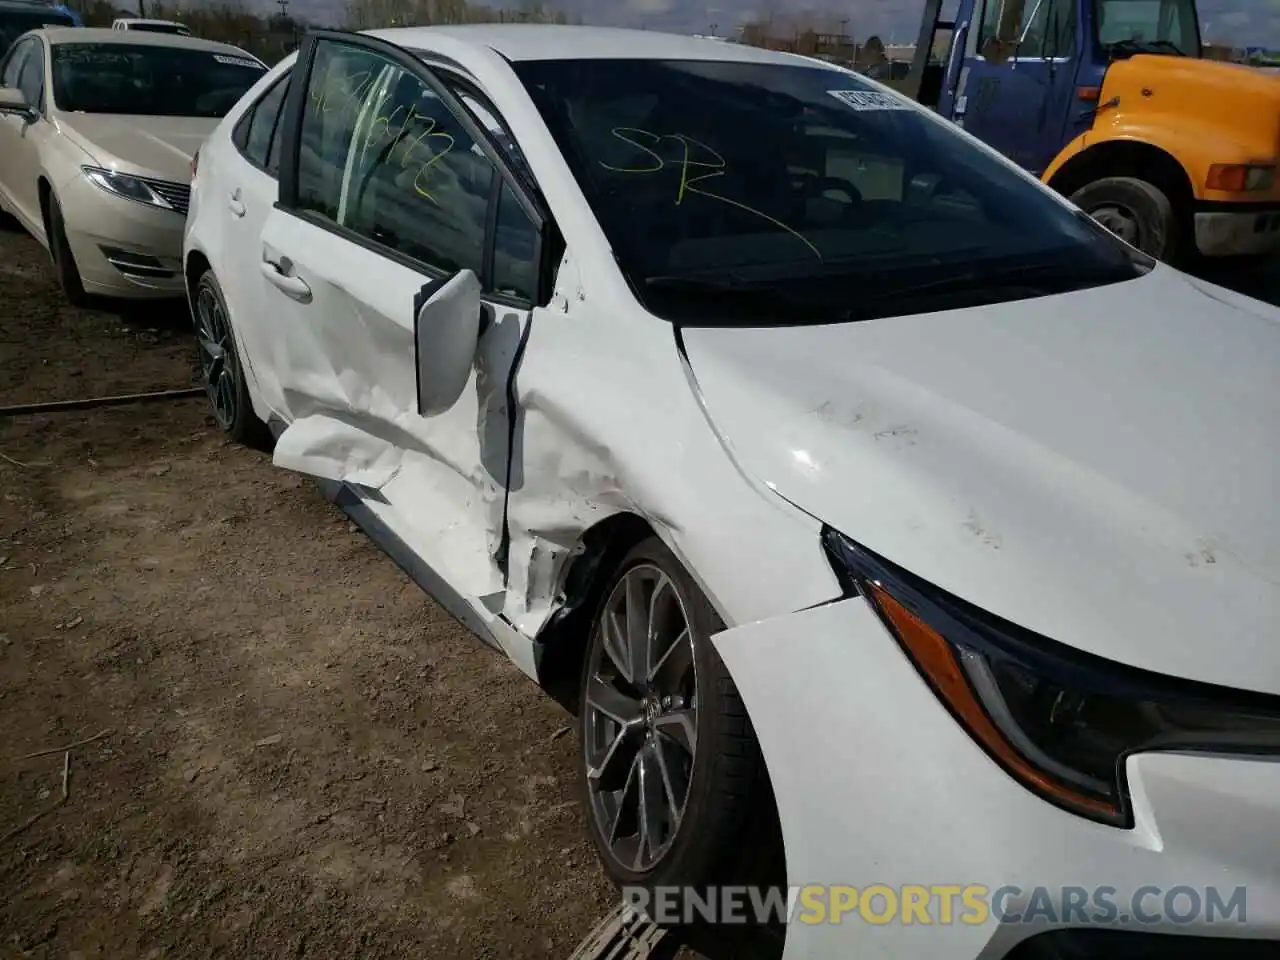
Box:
[266,234,841,682]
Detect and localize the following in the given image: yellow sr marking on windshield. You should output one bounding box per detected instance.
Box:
[602,126,822,261]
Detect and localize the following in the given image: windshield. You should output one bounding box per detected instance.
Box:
[514,59,1150,326]
[0,10,73,55]
[51,43,265,116]
[1095,0,1200,56]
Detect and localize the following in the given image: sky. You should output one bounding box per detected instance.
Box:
[587,0,1280,47]
[284,0,1280,50]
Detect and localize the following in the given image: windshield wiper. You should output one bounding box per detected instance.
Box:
[1106,38,1186,57]
[856,258,1136,305]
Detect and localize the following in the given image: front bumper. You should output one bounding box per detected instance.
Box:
[712,596,1280,959]
[57,173,187,299]
[1193,206,1280,257]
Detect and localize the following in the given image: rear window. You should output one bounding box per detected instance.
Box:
[127,23,190,35]
[0,10,73,56]
[51,42,265,117]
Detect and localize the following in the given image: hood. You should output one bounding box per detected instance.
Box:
[682,266,1280,695]
[1111,53,1280,101]
[1115,54,1280,99]
[1102,56,1280,159]
[58,114,215,182]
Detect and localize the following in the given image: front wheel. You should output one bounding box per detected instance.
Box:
[1071,176,1180,263]
[578,538,764,896]
[47,193,91,307]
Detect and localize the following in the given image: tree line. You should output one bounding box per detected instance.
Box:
[70,0,575,64]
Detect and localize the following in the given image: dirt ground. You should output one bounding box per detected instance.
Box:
[0,223,617,957]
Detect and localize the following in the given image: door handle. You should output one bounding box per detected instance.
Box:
[261,257,311,302]
[227,189,245,217]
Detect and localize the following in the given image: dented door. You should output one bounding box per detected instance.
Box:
[258,33,547,598]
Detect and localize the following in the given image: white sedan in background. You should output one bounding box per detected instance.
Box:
[0,28,265,303]
[184,24,1280,959]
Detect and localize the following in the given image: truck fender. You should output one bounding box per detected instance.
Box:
[1043,120,1252,203]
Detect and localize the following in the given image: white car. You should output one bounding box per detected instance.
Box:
[184,25,1280,959]
[0,29,266,304]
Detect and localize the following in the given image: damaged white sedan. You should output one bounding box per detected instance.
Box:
[184,24,1280,960]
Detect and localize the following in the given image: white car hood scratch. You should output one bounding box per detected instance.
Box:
[681,264,1280,694]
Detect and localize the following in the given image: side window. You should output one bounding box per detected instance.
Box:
[265,78,291,177]
[296,40,492,277]
[2,39,30,91]
[457,90,531,179]
[493,183,538,301]
[1020,0,1077,58]
[455,89,539,302]
[234,73,291,174]
[818,131,906,202]
[799,126,981,217]
[16,40,42,111]
[977,0,1032,62]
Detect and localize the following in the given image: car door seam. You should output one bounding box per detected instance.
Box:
[496,310,534,582]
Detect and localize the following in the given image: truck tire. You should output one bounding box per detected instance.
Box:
[1070,176,1179,263]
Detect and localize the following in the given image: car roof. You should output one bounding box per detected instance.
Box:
[364,24,824,66]
[114,18,187,26]
[38,26,247,55]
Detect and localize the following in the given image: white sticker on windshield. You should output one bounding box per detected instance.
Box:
[827,89,911,111]
[214,54,264,69]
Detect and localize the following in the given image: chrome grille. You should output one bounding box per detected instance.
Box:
[137,176,191,215]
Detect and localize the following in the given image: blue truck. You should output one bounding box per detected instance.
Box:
[0,0,80,56]
[905,0,1280,266]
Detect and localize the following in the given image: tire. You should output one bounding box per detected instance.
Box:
[192,269,268,447]
[46,193,91,307]
[1070,176,1180,264]
[0,198,20,232]
[578,537,767,906]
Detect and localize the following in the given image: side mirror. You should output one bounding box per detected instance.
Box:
[414,268,483,417]
[0,87,35,122]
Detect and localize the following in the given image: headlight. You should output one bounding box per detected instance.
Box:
[81,166,175,211]
[822,528,1280,827]
[1206,162,1275,193]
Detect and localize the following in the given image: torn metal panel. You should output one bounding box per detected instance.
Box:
[497,290,842,641]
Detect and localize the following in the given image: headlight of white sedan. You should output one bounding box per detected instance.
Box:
[823,527,1280,828]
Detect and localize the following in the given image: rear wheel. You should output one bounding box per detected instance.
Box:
[578,538,769,905]
[1071,176,1180,263]
[46,193,91,307]
[193,269,266,446]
